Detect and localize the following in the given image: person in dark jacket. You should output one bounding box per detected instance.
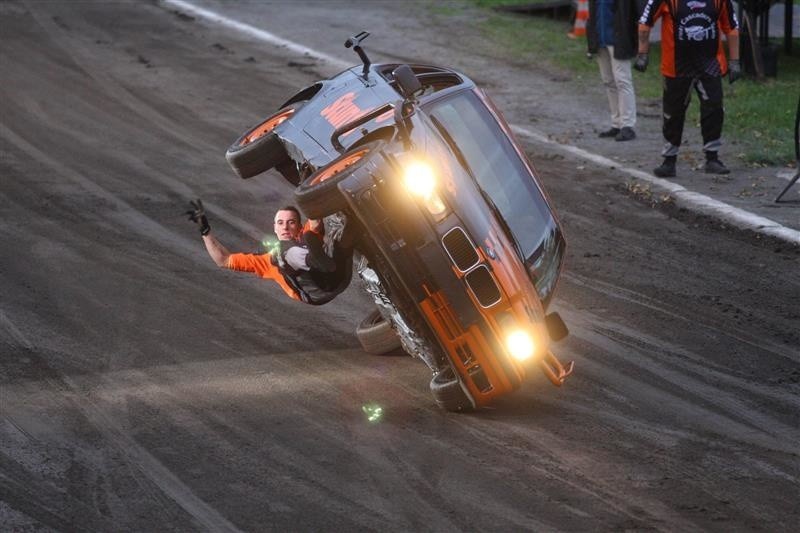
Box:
[635,0,741,177]
[587,0,641,141]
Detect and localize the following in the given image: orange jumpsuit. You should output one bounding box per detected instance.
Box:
[224,221,324,302]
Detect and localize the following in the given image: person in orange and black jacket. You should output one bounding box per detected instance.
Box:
[587,0,641,142]
[185,200,353,305]
[635,0,741,177]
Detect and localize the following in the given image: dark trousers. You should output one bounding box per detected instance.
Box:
[306,241,353,299]
[280,236,354,305]
[662,76,724,156]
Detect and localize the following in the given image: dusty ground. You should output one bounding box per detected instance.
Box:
[1,0,799,531]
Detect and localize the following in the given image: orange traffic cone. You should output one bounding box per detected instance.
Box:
[568,0,589,39]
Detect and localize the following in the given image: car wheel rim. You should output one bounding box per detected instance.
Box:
[241,108,294,146]
[309,148,368,186]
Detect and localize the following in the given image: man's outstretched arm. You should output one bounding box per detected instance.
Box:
[202,233,231,267]
[186,199,231,267]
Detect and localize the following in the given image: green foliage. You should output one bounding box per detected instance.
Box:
[478,13,587,72]
[429,4,462,15]
[725,42,799,165]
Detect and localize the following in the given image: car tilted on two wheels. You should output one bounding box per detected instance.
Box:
[225,34,574,411]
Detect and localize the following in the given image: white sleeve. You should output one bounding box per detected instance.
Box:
[284,246,310,271]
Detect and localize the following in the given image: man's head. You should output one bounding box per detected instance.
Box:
[274,205,302,241]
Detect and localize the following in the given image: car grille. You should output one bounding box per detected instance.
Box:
[465,265,501,307]
[442,227,479,272]
[469,364,493,393]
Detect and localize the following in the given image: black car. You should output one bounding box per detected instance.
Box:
[225,33,573,410]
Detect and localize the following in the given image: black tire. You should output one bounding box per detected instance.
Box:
[225,103,302,179]
[356,309,402,355]
[429,367,473,412]
[294,139,386,219]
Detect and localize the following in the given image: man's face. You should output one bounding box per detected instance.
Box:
[274,209,301,241]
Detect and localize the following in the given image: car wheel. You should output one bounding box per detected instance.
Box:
[225,103,302,179]
[429,367,473,412]
[355,309,402,355]
[294,139,386,219]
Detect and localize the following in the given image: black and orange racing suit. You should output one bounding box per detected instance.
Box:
[639,0,739,156]
[225,223,353,305]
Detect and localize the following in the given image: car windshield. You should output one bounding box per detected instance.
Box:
[427,90,563,304]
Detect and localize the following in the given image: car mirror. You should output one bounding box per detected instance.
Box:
[392,65,422,100]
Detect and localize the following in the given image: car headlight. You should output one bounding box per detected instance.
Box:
[506,329,535,361]
[403,161,436,198]
[403,160,447,218]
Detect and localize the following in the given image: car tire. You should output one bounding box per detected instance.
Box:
[429,367,473,412]
[356,309,402,355]
[225,103,302,179]
[294,139,386,219]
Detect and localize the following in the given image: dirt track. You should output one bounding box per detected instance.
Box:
[1,1,799,530]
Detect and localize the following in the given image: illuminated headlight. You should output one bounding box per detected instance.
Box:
[403,161,436,198]
[506,330,535,361]
[403,160,447,218]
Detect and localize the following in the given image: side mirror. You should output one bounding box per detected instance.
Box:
[392,65,422,100]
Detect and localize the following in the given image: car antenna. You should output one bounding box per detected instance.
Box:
[344,31,371,81]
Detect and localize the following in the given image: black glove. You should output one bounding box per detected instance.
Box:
[185,199,211,236]
[633,53,649,73]
[728,59,742,84]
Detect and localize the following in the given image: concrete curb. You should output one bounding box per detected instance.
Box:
[511,126,800,246]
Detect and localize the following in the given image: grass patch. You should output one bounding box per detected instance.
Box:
[469,1,798,165]
[724,41,799,165]
[429,4,462,15]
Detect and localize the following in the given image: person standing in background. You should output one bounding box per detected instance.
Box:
[587,0,640,142]
[634,0,741,177]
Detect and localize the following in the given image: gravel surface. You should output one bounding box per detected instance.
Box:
[1,1,798,531]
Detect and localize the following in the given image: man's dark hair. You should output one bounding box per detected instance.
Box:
[276,205,301,223]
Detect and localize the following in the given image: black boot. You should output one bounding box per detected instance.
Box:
[704,152,730,174]
[653,156,677,178]
[598,127,620,138]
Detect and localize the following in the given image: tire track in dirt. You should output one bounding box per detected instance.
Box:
[0,452,102,531]
[30,348,458,530]
[2,6,271,240]
[0,311,244,532]
[213,349,679,529]
[564,271,798,362]
[555,305,799,449]
[440,414,695,530]
[0,124,200,258]
[22,0,209,154]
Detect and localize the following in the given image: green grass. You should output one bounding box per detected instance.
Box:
[466,1,799,165]
[724,42,799,165]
